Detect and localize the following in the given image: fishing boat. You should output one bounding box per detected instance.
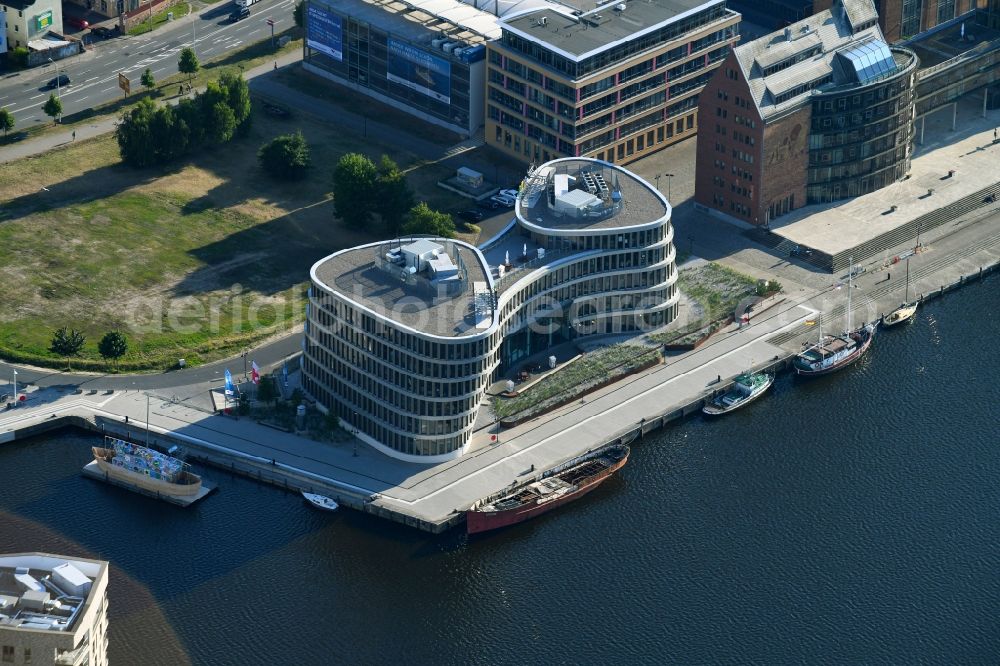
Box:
[702,371,774,415]
[794,257,877,376]
[466,443,629,535]
[883,258,917,327]
[302,492,339,512]
[91,436,201,497]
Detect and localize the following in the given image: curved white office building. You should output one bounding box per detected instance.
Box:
[303,158,678,462]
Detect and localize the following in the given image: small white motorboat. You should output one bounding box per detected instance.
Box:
[302,491,339,511]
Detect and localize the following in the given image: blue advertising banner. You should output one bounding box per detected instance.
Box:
[306,4,342,62]
[386,38,451,104]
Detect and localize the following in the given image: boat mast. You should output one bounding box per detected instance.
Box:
[846,255,853,332]
[904,257,910,303]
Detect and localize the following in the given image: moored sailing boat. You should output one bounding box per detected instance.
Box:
[883,258,917,327]
[794,257,877,376]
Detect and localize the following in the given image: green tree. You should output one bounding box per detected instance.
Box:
[178,47,199,83]
[206,101,236,144]
[374,155,414,233]
[219,72,251,136]
[0,108,13,137]
[332,153,378,228]
[258,131,311,180]
[140,67,156,92]
[401,202,456,238]
[98,330,129,369]
[150,104,189,161]
[42,94,62,124]
[174,97,205,147]
[257,375,278,404]
[115,98,158,167]
[51,327,86,357]
[293,1,304,28]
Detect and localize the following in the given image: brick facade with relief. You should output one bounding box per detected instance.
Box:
[694,52,769,225]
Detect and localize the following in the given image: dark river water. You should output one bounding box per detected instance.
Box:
[1,275,998,665]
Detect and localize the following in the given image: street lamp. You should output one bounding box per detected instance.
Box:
[48,58,62,101]
[654,174,662,191]
[144,392,151,445]
[352,411,358,456]
[664,173,675,201]
[241,349,249,382]
[11,369,17,406]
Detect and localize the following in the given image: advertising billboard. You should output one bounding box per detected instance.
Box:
[387,38,451,105]
[306,4,343,62]
[35,10,53,31]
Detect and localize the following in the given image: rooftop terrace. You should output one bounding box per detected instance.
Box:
[516,158,668,231]
[312,239,494,338]
[0,554,106,634]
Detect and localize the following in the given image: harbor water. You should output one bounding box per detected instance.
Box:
[1,275,997,664]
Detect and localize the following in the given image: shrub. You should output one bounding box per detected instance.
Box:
[257,131,311,180]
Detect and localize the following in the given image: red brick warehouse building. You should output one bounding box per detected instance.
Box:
[694,0,920,226]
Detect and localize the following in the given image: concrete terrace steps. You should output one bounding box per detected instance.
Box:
[825,181,1000,272]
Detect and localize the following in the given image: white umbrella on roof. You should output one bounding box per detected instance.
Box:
[505,250,510,265]
[522,243,527,257]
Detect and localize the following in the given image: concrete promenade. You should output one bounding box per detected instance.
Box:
[2,214,996,530]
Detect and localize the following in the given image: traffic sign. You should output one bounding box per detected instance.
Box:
[266,17,275,26]
[118,72,130,95]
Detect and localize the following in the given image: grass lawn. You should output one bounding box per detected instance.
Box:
[128,1,191,36]
[493,345,661,420]
[0,82,468,371]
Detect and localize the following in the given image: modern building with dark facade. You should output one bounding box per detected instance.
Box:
[485,0,740,166]
[694,0,919,225]
[302,0,497,136]
[303,158,677,461]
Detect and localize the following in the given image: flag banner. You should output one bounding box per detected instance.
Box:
[251,361,261,385]
[282,362,288,387]
[224,369,235,396]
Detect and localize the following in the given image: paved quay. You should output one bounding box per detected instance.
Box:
[2,211,996,531]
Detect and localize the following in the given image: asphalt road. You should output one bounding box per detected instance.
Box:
[0,0,296,127]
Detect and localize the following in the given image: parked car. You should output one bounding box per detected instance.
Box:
[499,188,519,199]
[477,199,500,210]
[229,6,250,22]
[789,245,813,258]
[46,74,71,89]
[489,193,516,208]
[67,17,89,30]
[90,26,115,39]
[457,210,484,223]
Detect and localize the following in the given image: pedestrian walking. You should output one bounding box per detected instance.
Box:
[887,272,891,281]
[994,128,998,141]
[71,130,76,141]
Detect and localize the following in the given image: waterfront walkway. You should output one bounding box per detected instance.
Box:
[2,209,997,530]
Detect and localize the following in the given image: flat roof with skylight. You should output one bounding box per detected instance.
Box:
[516,158,669,232]
[0,553,108,635]
[311,239,494,338]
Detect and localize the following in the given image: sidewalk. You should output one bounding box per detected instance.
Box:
[0,50,306,164]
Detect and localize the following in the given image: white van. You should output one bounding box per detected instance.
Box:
[236,0,259,8]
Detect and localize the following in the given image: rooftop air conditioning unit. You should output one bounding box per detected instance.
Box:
[432,38,447,48]
[442,42,457,52]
